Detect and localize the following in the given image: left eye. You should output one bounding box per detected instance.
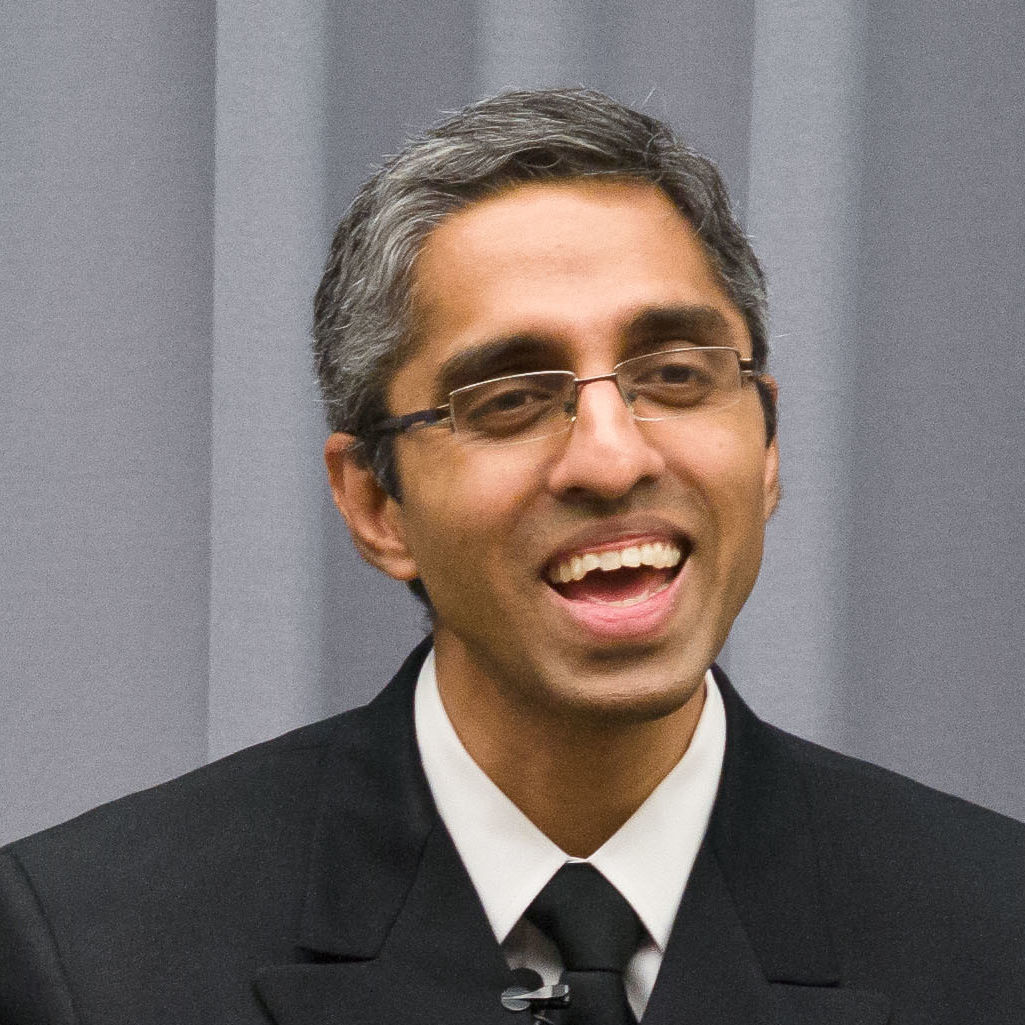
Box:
[652,363,698,384]
[628,354,718,409]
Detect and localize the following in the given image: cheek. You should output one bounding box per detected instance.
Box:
[398,448,539,570]
[677,432,773,537]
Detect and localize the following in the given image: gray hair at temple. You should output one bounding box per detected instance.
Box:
[312,87,773,497]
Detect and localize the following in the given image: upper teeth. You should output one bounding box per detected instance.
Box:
[549,541,682,584]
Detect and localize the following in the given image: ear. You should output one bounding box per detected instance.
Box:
[760,375,781,519]
[323,433,419,581]
[763,435,780,519]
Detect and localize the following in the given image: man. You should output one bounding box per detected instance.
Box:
[1,89,1022,1024]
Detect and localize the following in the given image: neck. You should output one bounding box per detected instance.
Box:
[434,642,706,857]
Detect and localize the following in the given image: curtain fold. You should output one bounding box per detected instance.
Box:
[2,0,1022,844]
[724,0,864,743]
[209,0,333,759]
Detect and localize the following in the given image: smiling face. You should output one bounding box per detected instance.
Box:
[331,179,778,740]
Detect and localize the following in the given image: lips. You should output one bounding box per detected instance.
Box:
[544,535,688,609]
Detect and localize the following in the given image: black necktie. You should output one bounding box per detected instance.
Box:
[526,864,644,1025]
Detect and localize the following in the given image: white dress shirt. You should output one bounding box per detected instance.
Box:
[414,649,726,1019]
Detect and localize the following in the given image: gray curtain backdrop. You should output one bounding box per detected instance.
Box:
[2,0,1022,845]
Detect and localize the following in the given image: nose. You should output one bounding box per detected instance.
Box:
[545,378,666,501]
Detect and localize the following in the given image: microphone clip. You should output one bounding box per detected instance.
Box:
[500,980,570,1024]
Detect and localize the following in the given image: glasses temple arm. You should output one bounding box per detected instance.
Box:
[368,404,451,436]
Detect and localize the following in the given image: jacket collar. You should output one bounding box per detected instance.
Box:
[708,664,840,985]
[255,638,522,1025]
[255,646,889,1024]
[293,639,437,959]
[638,667,889,1024]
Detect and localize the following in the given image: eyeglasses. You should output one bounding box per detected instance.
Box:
[368,346,758,447]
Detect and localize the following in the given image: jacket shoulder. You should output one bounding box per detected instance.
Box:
[4,711,344,872]
[0,642,430,1022]
[0,706,374,1023]
[772,722,1025,856]
[767,722,1025,978]
[0,706,384,971]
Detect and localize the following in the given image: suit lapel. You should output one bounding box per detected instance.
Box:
[254,822,518,1025]
[640,840,775,1025]
[642,667,890,1025]
[255,647,890,1025]
[253,640,528,1025]
[641,843,889,1025]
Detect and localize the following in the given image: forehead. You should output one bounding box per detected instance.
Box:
[396,180,748,399]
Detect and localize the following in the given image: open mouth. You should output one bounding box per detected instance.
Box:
[545,540,687,607]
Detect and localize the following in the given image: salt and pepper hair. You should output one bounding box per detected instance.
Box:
[313,87,773,497]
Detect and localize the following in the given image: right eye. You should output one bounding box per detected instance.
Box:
[456,377,563,437]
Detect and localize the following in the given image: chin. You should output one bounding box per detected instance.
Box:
[538,663,707,728]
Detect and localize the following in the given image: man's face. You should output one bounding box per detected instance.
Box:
[374,180,777,726]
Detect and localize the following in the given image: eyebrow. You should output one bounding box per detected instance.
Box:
[435,335,561,399]
[433,304,739,399]
[622,304,736,349]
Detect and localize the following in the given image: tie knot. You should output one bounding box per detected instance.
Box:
[526,864,644,973]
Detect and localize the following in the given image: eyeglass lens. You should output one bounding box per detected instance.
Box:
[450,347,744,445]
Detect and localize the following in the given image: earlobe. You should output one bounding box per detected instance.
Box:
[323,433,419,581]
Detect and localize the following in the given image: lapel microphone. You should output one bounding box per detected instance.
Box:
[501,968,571,1023]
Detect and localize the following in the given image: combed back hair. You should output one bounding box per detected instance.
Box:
[313,87,773,503]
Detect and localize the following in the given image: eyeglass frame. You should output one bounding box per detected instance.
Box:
[366,345,760,444]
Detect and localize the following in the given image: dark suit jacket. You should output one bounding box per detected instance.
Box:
[2,639,1023,1024]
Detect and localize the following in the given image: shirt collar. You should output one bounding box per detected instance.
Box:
[414,648,726,950]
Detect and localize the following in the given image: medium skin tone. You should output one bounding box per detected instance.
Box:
[326,180,778,856]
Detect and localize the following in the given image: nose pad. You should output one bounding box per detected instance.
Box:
[615,381,639,414]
